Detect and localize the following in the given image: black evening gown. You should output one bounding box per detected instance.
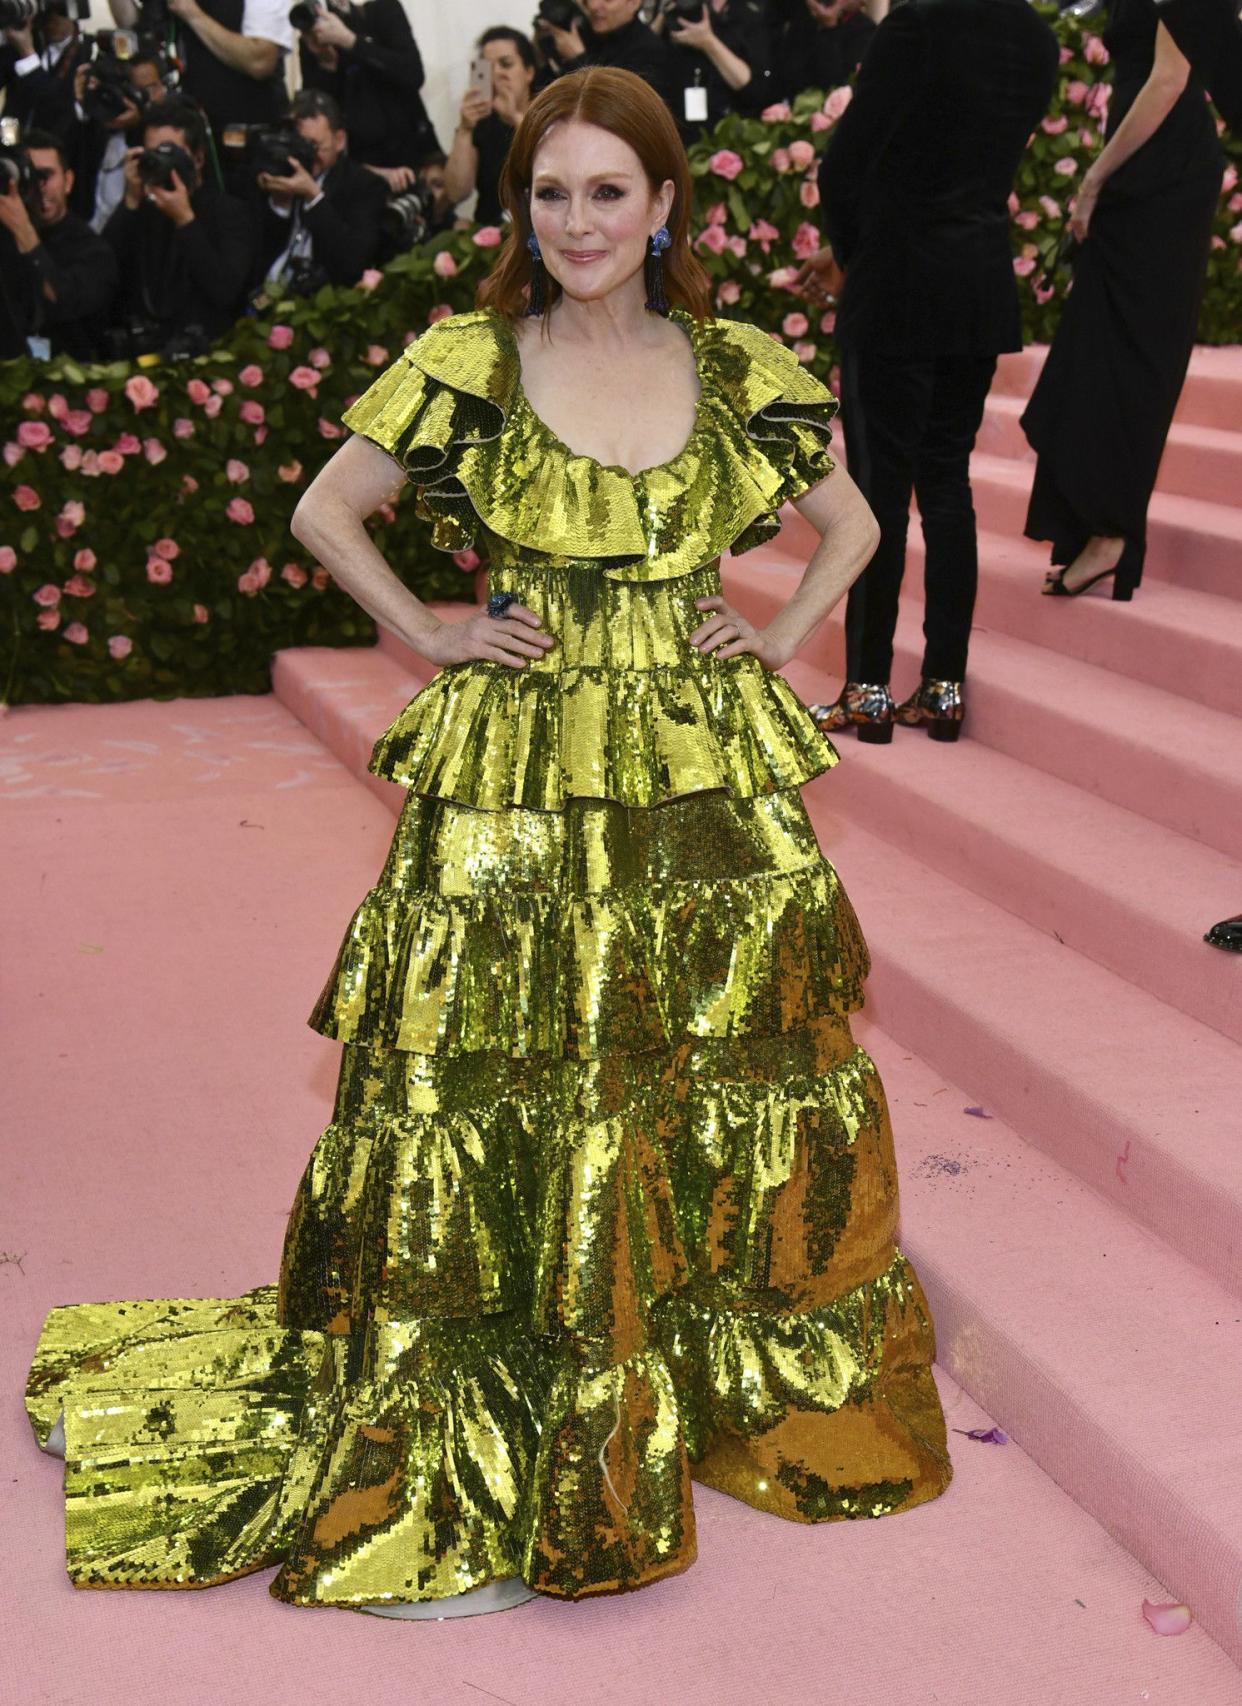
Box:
[1021,0,1222,577]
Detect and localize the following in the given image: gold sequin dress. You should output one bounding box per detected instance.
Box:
[23,305,952,1609]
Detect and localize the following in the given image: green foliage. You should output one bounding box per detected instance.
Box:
[2,9,1237,707]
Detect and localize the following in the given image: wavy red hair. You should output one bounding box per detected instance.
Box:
[475,66,712,325]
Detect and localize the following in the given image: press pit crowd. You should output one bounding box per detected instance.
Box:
[0,0,891,363]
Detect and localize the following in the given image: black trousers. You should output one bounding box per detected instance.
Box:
[838,343,997,685]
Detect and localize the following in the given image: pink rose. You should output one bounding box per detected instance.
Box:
[278,460,303,483]
[146,557,173,584]
[819,309,836,334]
[0,546,16,572]
[696,224,728,254]
[771,147,791,174]
[1232,193,1242,213]
[1059,45,1073,63]
[124,374,159,411]
[17,420,53,450]
[36,609,61,631]
[768,266,800,290]
[237,569,260,595]
[239,399,264,425]
[173,417,195,439]
[363,344,388,366]
[248,556,271,587]
[726,234,747,257]
[144,438,166,465]
[3,444,24,468]
[47,393,68,421]
[289,366,320,390]
[227,497,255,525]
[1014,210,1038,229]
[432,249,458,278]
[1065,80,1089,106]
[107,634,133,658]
[58,500,85,531]
[1084,83,1110,122]
[181,474,198,495]
[1054,157,1077,177]
[63,410,92,436]
[1224,165,1238,195]
[472,225,502,248]
[63,621,89,645]
[21,393,46,414]
[55,516,77,539]
[203,394,222,418]
[1013,254,1037,277]
[822,86,852,123]
[63,575,96,598]
[1008,191,1020,215]
[14,485,40,511]
[703,201,727,225]
[1083,34,1110,63]
[318,418,343,439]
[192,605,209,624]
[186,378,212,405]
[809,111,832,133]
[748,218,780,254]
[73,547,96,572]
[153,537,180,560]
[761,101,791,122]
[253,425,268,446]
[782,311,809,338]
[115,432,141,455]
[33,583,61,607]
[1040,195,1061,220]
[1042,115,1068,135]
[792,221,822,260]
[280,562,308,588]
[427,304,453,323]
[1034,283,1054,306]
[793,341,817,364]
[800,180,820,208]
[452,548,481,573]
[311,567,329,590]
[788,139,815,170]
[308,347,331,369]
[97,450,124,474]
[212,377,234,395]
[80,451,100,476]
[359,268,382,290]
[268,323,294,350]
[1230,219,1242,243]
[86,388,109,413]
[60,445,83,471]
[239,363,264,386]
[716,280,741,306]
[709,149,744,181]
[226,458,250,484]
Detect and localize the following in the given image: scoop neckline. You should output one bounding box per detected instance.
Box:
[496,305,710,481]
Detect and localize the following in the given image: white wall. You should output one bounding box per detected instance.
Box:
[76,0,538,151]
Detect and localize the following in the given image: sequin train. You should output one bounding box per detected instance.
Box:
[23,306,953,1609]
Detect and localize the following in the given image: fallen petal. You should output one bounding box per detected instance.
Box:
[964,1106,994,1119]
[1142,1600,1192,1636]
[952,1426,1009,1444]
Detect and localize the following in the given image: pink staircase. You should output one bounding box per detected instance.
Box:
[270,345,1242,1673]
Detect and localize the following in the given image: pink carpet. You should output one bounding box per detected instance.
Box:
[4,347,1241,1704]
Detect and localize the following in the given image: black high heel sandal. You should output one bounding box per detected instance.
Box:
[1042,538,1142,602]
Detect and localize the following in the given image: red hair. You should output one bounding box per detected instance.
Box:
[475,66,712,324]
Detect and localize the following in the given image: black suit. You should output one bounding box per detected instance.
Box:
[0,210,118,361]
[1154,0,1242,130]
[298,0,439,167]
[818,0,1058,686]
[252,154,386,291]
[102,183,255,346]
[561,18,679,115]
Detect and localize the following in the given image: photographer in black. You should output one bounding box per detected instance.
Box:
[1,0,94,141]
[101,94,254,355]
[105,0,292,171]
[539,0,679,114]
[294,0,438,171]
[249,87,384,297]
[68,42,167,230]
[444,27,537,226]
[771,0,876,100]
[651,0,772,135]
[0,124,117,360]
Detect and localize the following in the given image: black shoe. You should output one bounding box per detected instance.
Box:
[1205,914,1242,952]
[1042,538,1142,602]
[808,682,895,744]
[893,678,965,742]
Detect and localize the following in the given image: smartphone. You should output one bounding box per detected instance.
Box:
[470,55,494,105]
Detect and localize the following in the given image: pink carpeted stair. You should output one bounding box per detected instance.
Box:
[268,345,1242,1677]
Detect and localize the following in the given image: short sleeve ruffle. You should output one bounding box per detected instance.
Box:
[340,307,837,579]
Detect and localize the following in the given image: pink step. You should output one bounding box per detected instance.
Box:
[270,644,412,814]
[978,391,1242,510]
[991,344,1242,433]
[970,453,1242,605]
[866,1015,1242,1674]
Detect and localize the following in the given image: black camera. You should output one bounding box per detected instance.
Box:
[533,0,581,36]
[136,138,198,193]
[288,2,319,31]
[0,116,46,220]
[659,0,708,19]
[101,315,211,360]
[79,31,162,126]
[0,0,90,27]
[221,122,318,181]
[381,180,437,253]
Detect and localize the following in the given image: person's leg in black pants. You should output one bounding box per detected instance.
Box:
[912,353,997,682]
[837,344,935,685]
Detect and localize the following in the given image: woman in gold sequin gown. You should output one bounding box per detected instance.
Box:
[23,69,953,1615]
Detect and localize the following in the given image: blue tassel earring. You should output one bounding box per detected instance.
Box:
[645,224,671,315]
[525,229,546,318]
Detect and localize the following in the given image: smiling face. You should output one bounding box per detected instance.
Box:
[528,118,674,306]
